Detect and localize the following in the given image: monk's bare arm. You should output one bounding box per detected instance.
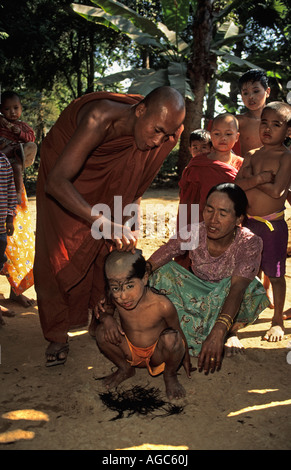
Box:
[45,102,113,224]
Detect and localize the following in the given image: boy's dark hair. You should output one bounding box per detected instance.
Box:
[238,69,269,91]
[189,129,211,145]
[262,101,291,126]
[0,91,21,106]
[206,183,248,217]
[128,250,147,280]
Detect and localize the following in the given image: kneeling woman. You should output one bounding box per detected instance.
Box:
[148,183,269,374]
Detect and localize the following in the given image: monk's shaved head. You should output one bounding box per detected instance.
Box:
[141,86,185,116]
[105,249,146,280]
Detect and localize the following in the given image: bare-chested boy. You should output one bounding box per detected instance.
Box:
[235,101,291,342]
[236,69,270,157]
[95,249,191,400]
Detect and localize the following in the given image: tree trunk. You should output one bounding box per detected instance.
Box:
[177,0,216,176]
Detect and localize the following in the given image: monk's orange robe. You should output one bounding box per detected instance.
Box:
[34,91,183,343]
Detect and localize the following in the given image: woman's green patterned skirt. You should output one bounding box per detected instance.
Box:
[149,261,270,356]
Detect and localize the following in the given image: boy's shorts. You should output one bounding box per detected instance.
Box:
[244,217,288,278]
[124,335,165,376]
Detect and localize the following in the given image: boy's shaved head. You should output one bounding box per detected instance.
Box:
[212,112,239,131]
[105,249,146,279]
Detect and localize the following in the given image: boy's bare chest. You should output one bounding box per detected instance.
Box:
[240,119,260,142]
[252,152,281,174]
[120,304,163,331]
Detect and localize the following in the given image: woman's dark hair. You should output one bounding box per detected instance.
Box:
[206,183,248,217]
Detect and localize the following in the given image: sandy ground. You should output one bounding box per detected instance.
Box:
[0,188,290,451]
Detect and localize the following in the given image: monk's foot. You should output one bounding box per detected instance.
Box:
[283,308,291,321]
[103,367,135,389]
[224,335,245,357]
[263,325,284,342]
[9,290,36,308]
[0,304,15,317]
[163,373,186,400]
[45,342,69,367]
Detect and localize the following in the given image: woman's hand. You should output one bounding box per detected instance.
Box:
[198,323,226,374]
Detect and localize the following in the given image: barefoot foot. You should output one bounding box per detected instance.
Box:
[164,373,186,400]
[263,325,284,342]
[224,335,245,357]
[103,367,135,389]
[0,304,15,317]
[10,290,36,308]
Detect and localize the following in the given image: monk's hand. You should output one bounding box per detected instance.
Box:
[91,215,137,253]
[101,314,125,345]
[198,326,225,375]
[111,222,137,253]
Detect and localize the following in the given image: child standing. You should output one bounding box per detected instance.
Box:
[0,91,36,309]
[235,69,271,157]
[0,91,37,203]
[235,101,291,342]
[0,152,17,324]
[95,249,191,400]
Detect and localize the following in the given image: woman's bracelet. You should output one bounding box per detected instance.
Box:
[215,313,233,331]
[219,313,233,325]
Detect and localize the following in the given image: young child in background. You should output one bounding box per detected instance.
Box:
[235,101,291,342]
[0,91,37,203]
[175,114,243,269]
[234,69,270,157]
[188,129,212,158]
[0,152,17,324]
[95,249,191,400]
[178,114,243,224]
[0,91,36,310]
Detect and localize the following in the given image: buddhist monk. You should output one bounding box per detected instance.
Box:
[34,86,185,366]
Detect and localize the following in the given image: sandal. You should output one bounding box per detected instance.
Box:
[45,342,69,367]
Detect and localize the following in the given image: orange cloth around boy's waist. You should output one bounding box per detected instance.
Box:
[125,335,165,376]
